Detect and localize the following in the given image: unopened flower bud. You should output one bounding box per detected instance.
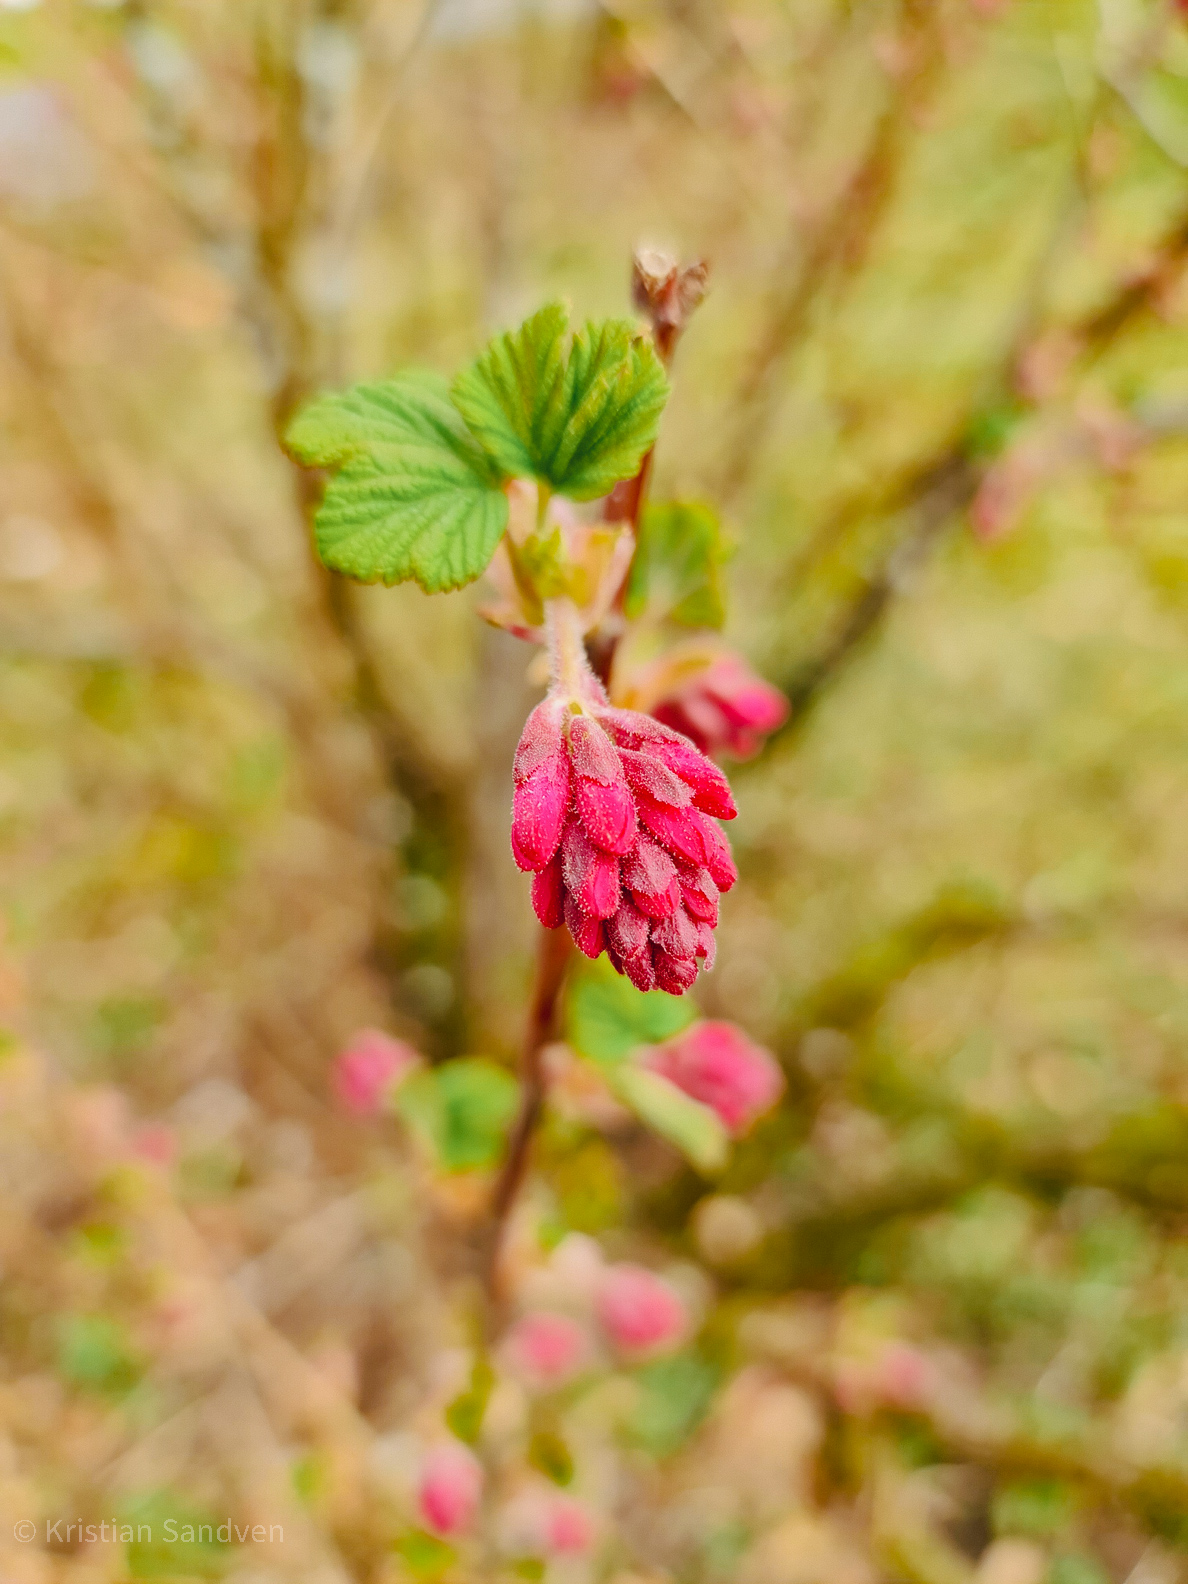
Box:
[501,1491,597,1559]
[644,1021,783,1135]
[418,1441,483,1536]
[597,1263,686,1356]
[333,1028,420,1115]
[502,1311,591,1388]
[542,1497,596,1555]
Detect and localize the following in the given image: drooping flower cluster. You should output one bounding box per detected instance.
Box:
[511,687,739,995]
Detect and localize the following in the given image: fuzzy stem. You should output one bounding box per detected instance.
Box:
[545,596,599,702]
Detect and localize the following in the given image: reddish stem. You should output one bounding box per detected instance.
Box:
[485,925,573,1299]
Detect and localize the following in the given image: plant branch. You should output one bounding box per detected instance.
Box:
[484,924,573,1302]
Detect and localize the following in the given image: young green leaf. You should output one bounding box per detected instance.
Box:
[609,1065,728,1173]
[567,957,697,1067]
[451,303,669,500]
[446,1355,495,1445]
[629,1353,720,1458]
[625,500,728,628]
[527,1427,575,1487]
[285,372,509,593]
[394,1531,457,1583]
[397,1056,519,1172]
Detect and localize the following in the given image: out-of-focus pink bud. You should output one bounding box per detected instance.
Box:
[645,1021,784,1136]
[501,1491,598,1559]
[875,1342,935,1410]
[332,1029,420,1115]
[652,652,788,760]
[542,1497,596,1555]
[597,1263,686,1356]
[418,1441,484,1536]
[834,1341,935,1415]
[502,1311,591,1388]
[131,1124,177,1168]
[511,689,737,995]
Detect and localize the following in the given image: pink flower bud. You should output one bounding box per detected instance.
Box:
[418,1441,483,1536]
[652,652,788,760]
[503,1311,591,1387]
[834,1342,935,1416]
[562,820,621,920]
[530,858,565,930]
[511,690,737,996]
[511,745,571,871]
[597,1263,686,1356]
[644,1021,783,1135]
[501,1492,597,1559]
[332,1029,419,1115]
[542,1497,596,1555]
[876,1342,934,1410]
[131,1124,177,1168]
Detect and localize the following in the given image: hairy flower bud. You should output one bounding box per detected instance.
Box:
[652,651,789,760]
[419,1441,483,1536]
[644,1020,783,1135]
[511,692,737,995]
[597,1263,686,1356]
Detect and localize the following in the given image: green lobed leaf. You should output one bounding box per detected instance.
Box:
[609,1065,728,1173]
[451,303,669,500]
[625,500,729,629]
[567,957,697,1066]
[285,371,509,593]
[397,1056,519,1172]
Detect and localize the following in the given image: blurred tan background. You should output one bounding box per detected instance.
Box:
[5,0,1188,1580]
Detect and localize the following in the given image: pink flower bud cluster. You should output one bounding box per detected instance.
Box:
[652,651,789,760]
[645,1020,784,1135]
[511,694,738,995]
